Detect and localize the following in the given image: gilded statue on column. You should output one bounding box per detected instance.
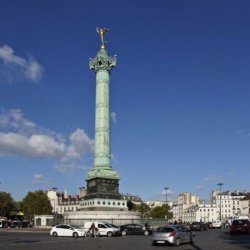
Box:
[96,27,110,49]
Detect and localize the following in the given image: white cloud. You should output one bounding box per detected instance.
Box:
[68,128,94,158]
[0,109,94,172]
[55,128,94,173]
[0,132,64,158]
[0,44,43,82]
[111,112,117,124]
[0,109,36,132]
[31,174,51,184]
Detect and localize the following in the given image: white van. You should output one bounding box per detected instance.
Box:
[83,221,121,237]
[212,220,222,228]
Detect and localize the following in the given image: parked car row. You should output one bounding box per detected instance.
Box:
[190,222,208,231]
[50,219,250,248]
[50,222,153,238]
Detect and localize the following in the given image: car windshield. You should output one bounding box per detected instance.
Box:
[233,220,249,225]
[155,227,174,233]
[104,223,114,228]
[108,224,118,228]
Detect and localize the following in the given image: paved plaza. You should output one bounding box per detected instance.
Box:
[0,228,250,250]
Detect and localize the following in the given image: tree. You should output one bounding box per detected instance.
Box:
[150,204,173,219]
[0,192,16,218]
[20,190,52,220]
[133,202,151,218]
[127,200,135,211]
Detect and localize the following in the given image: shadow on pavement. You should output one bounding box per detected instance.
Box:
[219,230,250,249]
[185,244,203,250]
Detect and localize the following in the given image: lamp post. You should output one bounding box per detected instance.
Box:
[164,187,169,204]
[217,182,224,221]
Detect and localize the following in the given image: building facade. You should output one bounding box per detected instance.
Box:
[210,190,247,219]
[172,192,201,222]
[183,204,218,223]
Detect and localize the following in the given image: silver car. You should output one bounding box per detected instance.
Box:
[152,225,195,246]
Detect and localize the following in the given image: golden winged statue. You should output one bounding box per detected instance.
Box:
[96,27,110,49]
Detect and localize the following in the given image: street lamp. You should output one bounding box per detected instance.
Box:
[217,182,224,221]
[164,187,169,204]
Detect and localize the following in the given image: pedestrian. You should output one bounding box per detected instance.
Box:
[90,222,97,237]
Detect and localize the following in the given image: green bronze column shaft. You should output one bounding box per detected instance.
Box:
[87,28,119,181]
[95,66,111,166]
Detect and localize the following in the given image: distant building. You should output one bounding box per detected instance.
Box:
[47,188,142,214]
[183,204,218,223]
[47,188,83,215]
[47,188,59,214]
[172,192,201,222]
[121,193,142,205]
[145,200,166,208]
[240,193,250,217]
[210,190,247,219]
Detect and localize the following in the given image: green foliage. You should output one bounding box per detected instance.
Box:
[133,202,151,218]
[127,200,135,211]
[150,204,173,219]
[0,192,16,218]
[20,190,52,220]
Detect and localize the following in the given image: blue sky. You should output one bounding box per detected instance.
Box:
[0,0,249,202]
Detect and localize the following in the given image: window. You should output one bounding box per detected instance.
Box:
[98,224,106,228]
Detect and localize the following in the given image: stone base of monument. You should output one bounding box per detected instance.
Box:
[64,210,141,226]
[63,198,141,226]
[79,198,128,211]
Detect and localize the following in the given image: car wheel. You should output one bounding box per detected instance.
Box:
[190,235,195,244]
[144,230,149,236]
[73,232,78,238]
[121,231,126,236]
[52,232,58,237]
[174,238,180,246]
[107,231,113,237]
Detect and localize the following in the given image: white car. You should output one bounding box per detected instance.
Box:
[83,221,121,237]
[211,221,222,229]
[50,224,86,237]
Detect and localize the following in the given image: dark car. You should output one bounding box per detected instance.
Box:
[230,219,250,235]
[119,223,152,236]
[190,222,208,231]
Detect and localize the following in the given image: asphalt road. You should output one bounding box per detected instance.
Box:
[0,228,250,250]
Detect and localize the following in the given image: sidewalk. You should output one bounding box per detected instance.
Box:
[0,227,51,233]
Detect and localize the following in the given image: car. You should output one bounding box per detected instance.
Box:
[119,223,152,236]
[211,220,222,229]
[83,221,121,237]
[152,225,195,246]
[230,219,250,235]
[50,224,86,238]
[190,222,208,231]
